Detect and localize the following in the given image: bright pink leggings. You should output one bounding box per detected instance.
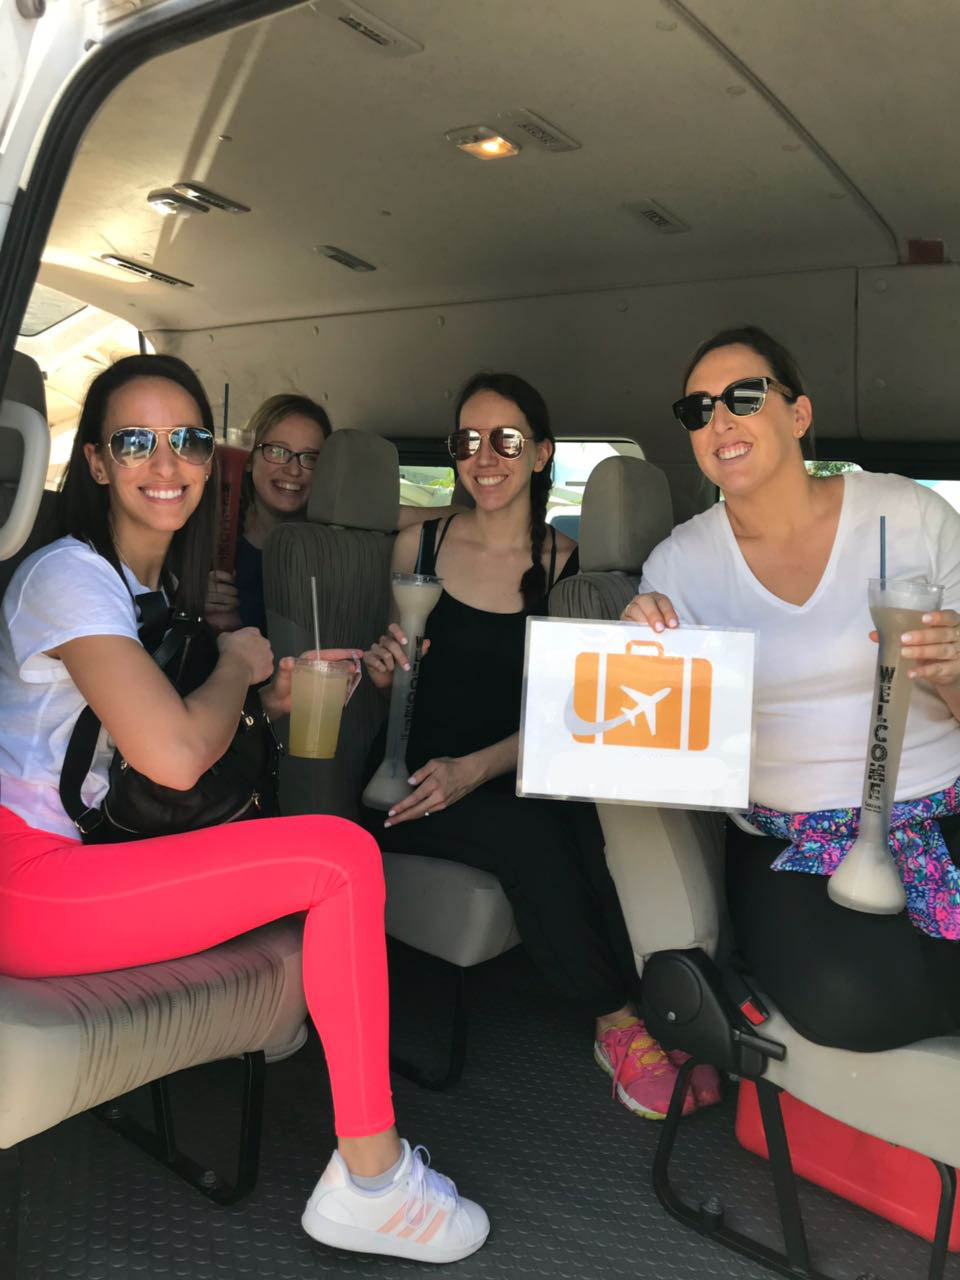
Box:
[0,804,394,1138]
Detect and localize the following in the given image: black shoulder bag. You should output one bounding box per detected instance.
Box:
[59,590,281,844]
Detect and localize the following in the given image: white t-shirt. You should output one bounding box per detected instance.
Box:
[0,537,149,839]
[640,472,960,811]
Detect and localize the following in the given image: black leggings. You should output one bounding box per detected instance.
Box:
[726,817,960,1051]
[363,784,640,1018]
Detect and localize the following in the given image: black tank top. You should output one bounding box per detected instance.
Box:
[405,517,578,775]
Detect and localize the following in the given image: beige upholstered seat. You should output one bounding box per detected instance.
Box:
[263,430,520,973]
[0,917,307,1149]
[549,454,727,969]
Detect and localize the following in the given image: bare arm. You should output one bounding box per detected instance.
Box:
[383,733,519,826]
[55,628,274,790]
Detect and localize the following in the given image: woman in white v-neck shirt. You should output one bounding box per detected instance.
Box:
[625,327,960,1052]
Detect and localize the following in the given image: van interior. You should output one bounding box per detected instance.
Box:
[3,2,960,1278]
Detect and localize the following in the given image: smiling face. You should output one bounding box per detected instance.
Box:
[684,343,812,497]
[248,413,326,519]
[456,389,552,511]
[83,376,210,546]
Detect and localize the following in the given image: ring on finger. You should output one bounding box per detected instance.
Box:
[424,810,431,817]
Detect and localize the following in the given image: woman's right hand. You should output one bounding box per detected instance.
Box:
[217,626,275,686]
[206,569,244,633]
[362,622,431,692]
[620,592,680,632]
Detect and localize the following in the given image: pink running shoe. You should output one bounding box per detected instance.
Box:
[594,1020,696,1120]
[667,1050,724,1109]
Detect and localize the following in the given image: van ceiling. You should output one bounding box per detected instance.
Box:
[36,0,958,334]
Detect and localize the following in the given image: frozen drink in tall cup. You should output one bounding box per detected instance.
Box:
[829,577,944,914]
[289,658,353,759]
[362,573,443,810]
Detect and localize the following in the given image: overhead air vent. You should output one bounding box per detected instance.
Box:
[173,182,250,213]
[100,255,194,287]
[624,199,690,235]
[313,245,377,272]
[311,1,423,56]
[498,109,580,154]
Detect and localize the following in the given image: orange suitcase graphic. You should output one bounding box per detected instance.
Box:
[570,640,712,751]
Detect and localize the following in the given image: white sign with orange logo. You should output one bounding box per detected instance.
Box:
[518,619,755,809]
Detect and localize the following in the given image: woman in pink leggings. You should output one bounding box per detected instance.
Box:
[0,354,488,1264]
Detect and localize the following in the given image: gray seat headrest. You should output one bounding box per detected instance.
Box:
[307,429,399,532]
[0,352,46,483]
[578,456,673,573]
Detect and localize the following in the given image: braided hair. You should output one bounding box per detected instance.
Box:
[454,372,556,612]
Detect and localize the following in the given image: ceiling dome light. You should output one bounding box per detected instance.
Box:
[445,125,520,160]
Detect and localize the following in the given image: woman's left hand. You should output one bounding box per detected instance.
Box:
[259,648,362,719]
[886,609,960,686]
[384,755,484,826]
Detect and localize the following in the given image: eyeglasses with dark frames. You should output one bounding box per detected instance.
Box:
[447,427,530,461]
[672,376,794,433]
[98,425,215,467]
[255,443,321,469]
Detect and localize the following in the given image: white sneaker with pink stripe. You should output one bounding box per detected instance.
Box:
[302,1139,489,1263]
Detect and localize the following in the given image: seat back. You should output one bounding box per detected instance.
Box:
[263,429,398,821]
[0,353,57,600]
[548,455,726,970]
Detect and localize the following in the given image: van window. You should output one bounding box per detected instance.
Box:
[549,439,644,539]
[399,465,456,509]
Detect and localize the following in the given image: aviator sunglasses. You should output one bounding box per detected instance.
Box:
[672,376,793,433]
[100,425,216,467]
[447,427,529,461]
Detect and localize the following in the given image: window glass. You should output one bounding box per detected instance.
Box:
[548,440,644,538]
[399,465,455,508]
[19,283,85,336]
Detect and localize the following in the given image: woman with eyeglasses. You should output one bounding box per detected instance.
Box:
[206,394,331,634]
[0,355,489,1263]
[623,325,960,1053]
[206,395,460,634]
[362,371,721,1119]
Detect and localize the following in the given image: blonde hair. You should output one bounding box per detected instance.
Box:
[240,393,332,528]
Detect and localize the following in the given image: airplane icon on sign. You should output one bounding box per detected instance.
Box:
[619,685,671,734]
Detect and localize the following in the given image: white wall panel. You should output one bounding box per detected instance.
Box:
[159,267,857,465]
[858,265,960,441]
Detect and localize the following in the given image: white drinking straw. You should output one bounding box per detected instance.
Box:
[310,576,322,657]
[880,515,886,586]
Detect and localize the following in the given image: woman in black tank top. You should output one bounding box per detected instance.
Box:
[362,373,720,1119]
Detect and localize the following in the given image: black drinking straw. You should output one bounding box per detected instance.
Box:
[880,515,886,586]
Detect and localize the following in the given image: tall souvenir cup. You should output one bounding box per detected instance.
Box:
[362,573,443,810]
[828,577,944,914]
[215,444,249,572]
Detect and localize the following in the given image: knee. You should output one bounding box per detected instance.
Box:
[286,815,385,897]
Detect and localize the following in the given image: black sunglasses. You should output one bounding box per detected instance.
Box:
[100,425,215,467]
[672,376,794,432]
[447,427,529,461]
